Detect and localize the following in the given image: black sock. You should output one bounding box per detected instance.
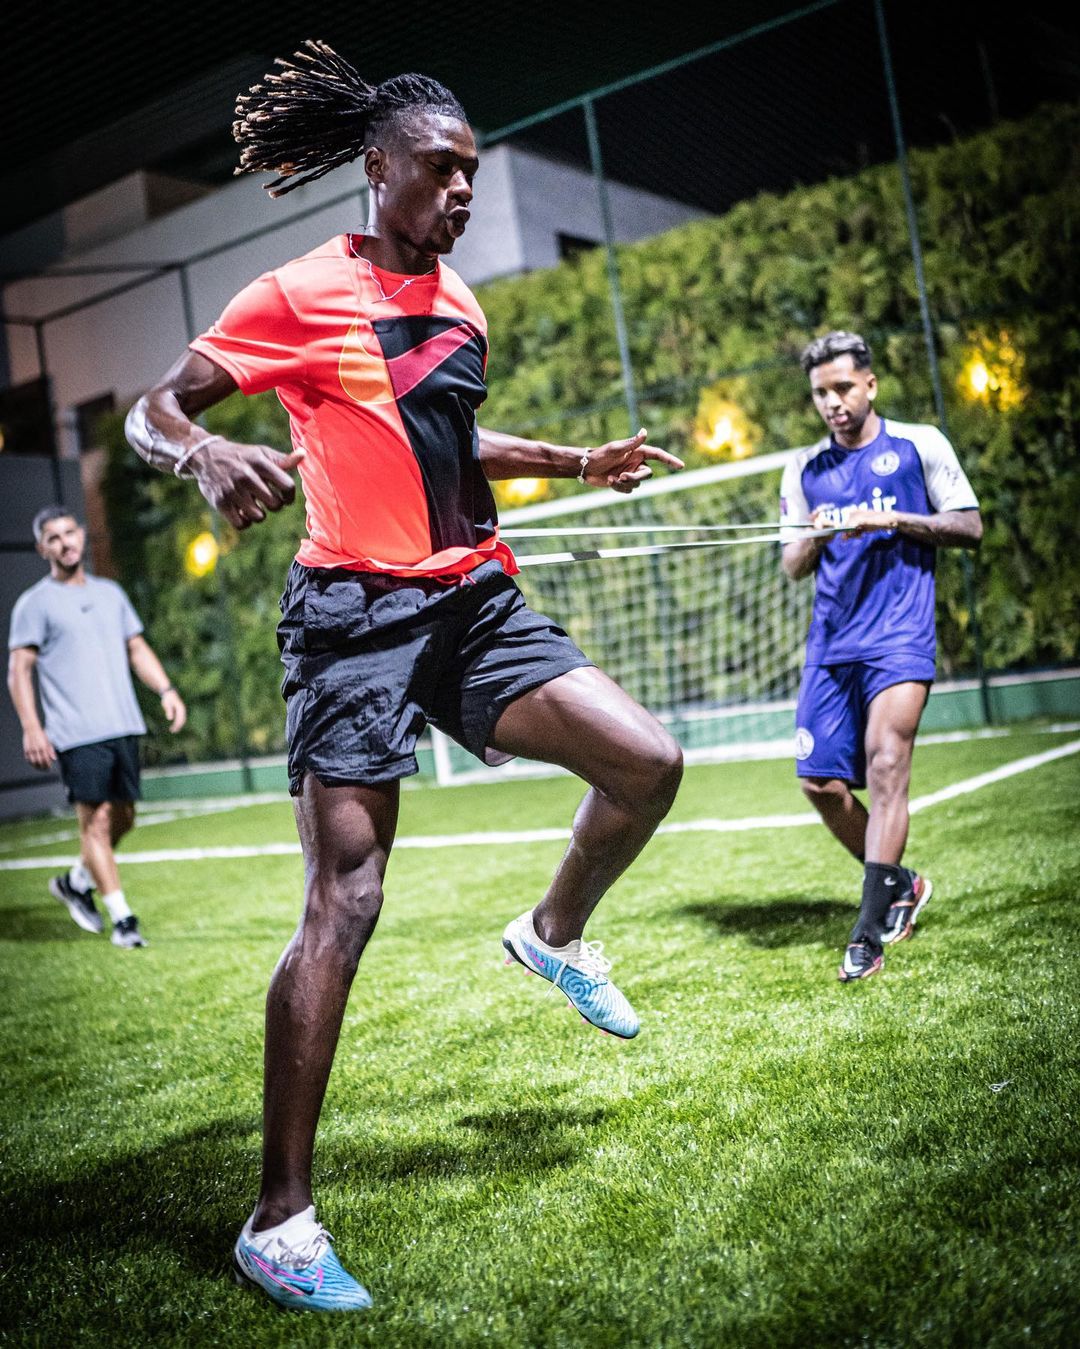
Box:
[850,862,905,948]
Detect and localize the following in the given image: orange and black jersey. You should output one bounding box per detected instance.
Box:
[191,233,517,578]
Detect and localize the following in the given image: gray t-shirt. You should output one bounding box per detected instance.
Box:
[8,574,147,751]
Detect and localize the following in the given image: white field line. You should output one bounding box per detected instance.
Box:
[0,793,292,855]
[2,737,1077,873]
[906,737,1080,813]
[7,719,1069,844]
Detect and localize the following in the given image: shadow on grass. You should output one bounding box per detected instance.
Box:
[0,904,90,943]
[681,898,854,949]
[4,1104,609,1278]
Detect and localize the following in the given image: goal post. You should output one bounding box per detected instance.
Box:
[431,448,813,785]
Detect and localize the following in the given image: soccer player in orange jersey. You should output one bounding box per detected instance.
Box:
[126,42,684,1311]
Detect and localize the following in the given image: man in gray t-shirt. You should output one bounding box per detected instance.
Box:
[7,506,187,948]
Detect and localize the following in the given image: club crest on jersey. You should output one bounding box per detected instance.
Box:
[870,450,900,476]
[794,727,815,760]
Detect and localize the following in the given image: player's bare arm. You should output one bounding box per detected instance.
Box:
[479,427,684,494]
[6,646,56,768]
[830,506,983,547]
[781,534,829,581]
[126,634,187,733]
[126,351,304,530]
[786,507,981,579]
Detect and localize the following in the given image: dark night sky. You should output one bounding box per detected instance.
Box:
[3,0,1077,237]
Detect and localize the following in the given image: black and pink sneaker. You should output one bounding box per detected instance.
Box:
[881,872,933,945]
[838,939,884,982]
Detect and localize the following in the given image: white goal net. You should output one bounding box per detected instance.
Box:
[431,448,813,784]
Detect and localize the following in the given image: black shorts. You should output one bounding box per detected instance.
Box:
[278,560,592,792]
[57,735,142,805]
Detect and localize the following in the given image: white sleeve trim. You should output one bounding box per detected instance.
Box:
[779,439,829,543]
[891,420,979,513]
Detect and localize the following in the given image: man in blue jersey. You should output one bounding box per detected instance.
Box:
[779,331,982,981]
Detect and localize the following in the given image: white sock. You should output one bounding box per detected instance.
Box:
[69,860,95,894]
[244,1205,318,1249]
[101,890,132,923]
[523,910,579,954]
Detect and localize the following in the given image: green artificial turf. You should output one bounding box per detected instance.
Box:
[1,724,1078,1346]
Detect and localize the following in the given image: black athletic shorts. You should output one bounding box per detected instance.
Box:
[57,735,142,805]
[277,560,592,793]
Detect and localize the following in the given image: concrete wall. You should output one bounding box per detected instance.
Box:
[3,171,364,454]
[2,146,702,455]
[507,149,708,274]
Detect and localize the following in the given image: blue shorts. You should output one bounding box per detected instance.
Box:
[278,560,592,792]
[794,655,935,789]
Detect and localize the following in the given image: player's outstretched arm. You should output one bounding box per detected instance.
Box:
[839,506,983,548]
[479,427,684,495]
[125,351,304,531]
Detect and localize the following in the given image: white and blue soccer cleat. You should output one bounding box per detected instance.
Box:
[232,1206,372,1312]
[502,910,640,1039]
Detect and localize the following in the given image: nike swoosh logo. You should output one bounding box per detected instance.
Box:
[245,1248,325,1296]
[385,322,482,399]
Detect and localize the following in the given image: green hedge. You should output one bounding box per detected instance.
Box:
[102,101,1080,763]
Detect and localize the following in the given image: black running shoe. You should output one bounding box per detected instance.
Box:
[838,940,884,982]
[111,915,147,949]
[881,871,933,945]
[49,874,103,934]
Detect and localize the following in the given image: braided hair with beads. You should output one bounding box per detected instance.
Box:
[233,39,468,198]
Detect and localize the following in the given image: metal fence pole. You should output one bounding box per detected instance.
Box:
[582,97,640,436]
[177,263,254,791]
[33,321,64,502]
[873,0,992,723]
[581,100,683,730]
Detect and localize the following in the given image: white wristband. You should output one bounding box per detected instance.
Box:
[174,434,224,479]
[576,452,591,484]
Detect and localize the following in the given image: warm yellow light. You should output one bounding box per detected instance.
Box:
[498,477,548,507]
[701,414,736,453]
[959,335,1025,410]
[967,358,991,397]
[185,531,219,577]
[694,394,757,460]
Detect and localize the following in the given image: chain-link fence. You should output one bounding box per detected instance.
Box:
[4,0,1078,780]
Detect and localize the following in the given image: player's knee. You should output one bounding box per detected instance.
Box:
[656,733,684,807]
[80,804,111,841]
[801,776,839,802]
[630,729,683,818]
[305,867,384,947]
[866,745,908,795]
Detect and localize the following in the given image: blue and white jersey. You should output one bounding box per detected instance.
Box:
[779,419,979,665]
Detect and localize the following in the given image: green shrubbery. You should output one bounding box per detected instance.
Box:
[102,101,1080,763]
